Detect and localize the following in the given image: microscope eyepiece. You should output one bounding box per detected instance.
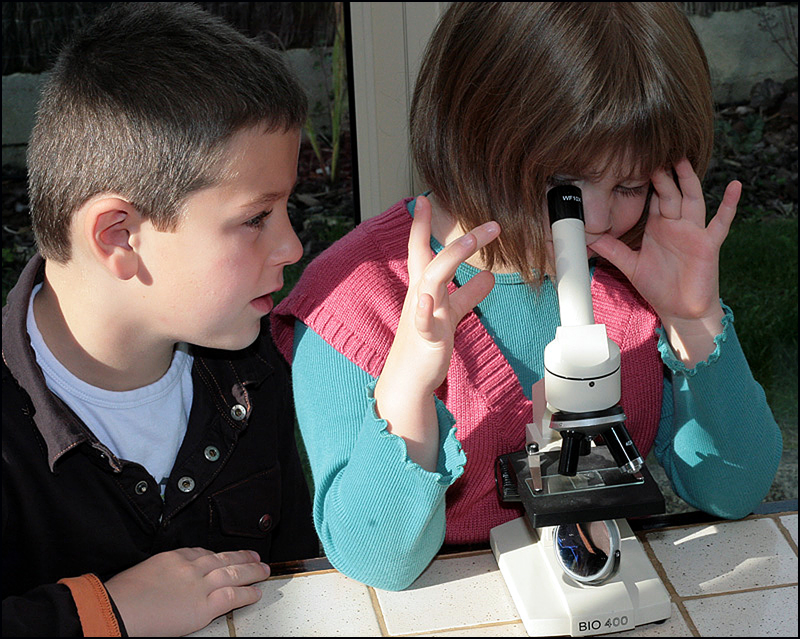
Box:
[547,184,584,225]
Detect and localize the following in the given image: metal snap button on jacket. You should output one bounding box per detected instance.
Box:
[230,404,247,421]
[204,446,220,462]
[258,514,273,532]
[178,476,195,493]
[135,481,148,495]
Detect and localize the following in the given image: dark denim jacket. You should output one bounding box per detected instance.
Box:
[2,255,318,636]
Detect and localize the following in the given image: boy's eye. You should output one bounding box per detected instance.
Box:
[245,210,271,229]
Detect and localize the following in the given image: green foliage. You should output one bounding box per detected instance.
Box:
[2,2,337,75]
[303,2,348,184]
[714,113,765,155]
[719,217,798,442]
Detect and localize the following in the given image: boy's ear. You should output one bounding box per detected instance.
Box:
[82,196,142,281]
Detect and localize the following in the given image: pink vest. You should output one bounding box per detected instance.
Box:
[272,199,662,544]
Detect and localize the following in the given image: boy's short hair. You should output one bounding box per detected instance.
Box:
[28,2,307,263]
[410,2,714,283]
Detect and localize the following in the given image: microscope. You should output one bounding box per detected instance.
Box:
[489,185,671,636]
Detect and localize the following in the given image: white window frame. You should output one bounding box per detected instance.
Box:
[348,2,448,220]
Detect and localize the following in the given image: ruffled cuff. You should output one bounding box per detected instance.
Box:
[366,380,466,485]
[656,301,734,377]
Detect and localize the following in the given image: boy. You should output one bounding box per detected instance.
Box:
[2,3,318,635]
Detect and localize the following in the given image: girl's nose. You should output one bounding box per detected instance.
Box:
[581,192,612,236]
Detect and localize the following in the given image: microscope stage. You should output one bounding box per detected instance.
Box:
[505,448,665,528]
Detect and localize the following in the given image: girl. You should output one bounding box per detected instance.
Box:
[272,2,782,591]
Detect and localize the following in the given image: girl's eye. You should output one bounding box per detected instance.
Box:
[615,185,647,198]
[245,210,271,229]
[547,176,574,187]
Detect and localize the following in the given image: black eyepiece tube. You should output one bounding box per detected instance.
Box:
[547,184,585,226]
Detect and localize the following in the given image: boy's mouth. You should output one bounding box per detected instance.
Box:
[250,293,274,314]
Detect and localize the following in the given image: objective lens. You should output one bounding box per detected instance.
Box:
[603,423,644,474]
[557,430,585,476]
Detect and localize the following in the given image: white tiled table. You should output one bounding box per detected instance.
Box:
[188,507,798,637]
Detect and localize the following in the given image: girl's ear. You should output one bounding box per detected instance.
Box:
[82,196,142,281]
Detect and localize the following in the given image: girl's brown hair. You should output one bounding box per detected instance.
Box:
[410,2,714,284]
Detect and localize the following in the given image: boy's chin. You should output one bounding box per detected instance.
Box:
[194,327,262,352]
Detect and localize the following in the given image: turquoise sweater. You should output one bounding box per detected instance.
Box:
[289,201,783,590]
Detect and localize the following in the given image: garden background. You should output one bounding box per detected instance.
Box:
[2,2,797,513]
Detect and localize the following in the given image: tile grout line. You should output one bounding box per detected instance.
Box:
[676,582,799,601]
[638,533,702,637]
[431,549,494,561]
[771,513,798,556]
[635,509,795,536]
[229,511,794,637]
[367,586,391,636]
[266,567,339,580]
[640,514,799,637]
[386,619,527,637]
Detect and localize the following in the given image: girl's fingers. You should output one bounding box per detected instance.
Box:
[588,233,637,282]
[414,292,437,340]
[406,212,500,341]
[650,167,682,219]
[672,158,705,225]
[408,196,434,282]
[427,221,500,284]
[651,159,705,225]
[449,270,496,321]
[417,220,500,306]
[707,180,742,245]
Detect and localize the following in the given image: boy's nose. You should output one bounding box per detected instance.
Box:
[280,226,304,266]
[287,228,304,265]
[270,213,304,267]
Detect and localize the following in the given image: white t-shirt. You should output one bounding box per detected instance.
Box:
[27,283,193,493]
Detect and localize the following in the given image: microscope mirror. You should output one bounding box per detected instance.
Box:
[554,519,621,585]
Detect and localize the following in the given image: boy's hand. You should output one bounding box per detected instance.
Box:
[104,547,269,636]
[374,195,500,471]
[588,158,742,366]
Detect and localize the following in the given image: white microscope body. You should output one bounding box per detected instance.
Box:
[489,185,670,637]
[544,186,620,415]
[542,185,643,478]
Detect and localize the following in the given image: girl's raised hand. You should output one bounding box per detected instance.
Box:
[373,195,500,470]
[588,158,742,365]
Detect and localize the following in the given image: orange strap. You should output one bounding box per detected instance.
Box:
[58,574,122,637]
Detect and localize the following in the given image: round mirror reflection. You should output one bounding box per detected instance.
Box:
[554,519,621,585]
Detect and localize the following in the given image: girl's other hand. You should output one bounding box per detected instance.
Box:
[373,195,500,470]
[588,158,742,366]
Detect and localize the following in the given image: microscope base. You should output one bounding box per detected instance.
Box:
[490,516,670,637]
